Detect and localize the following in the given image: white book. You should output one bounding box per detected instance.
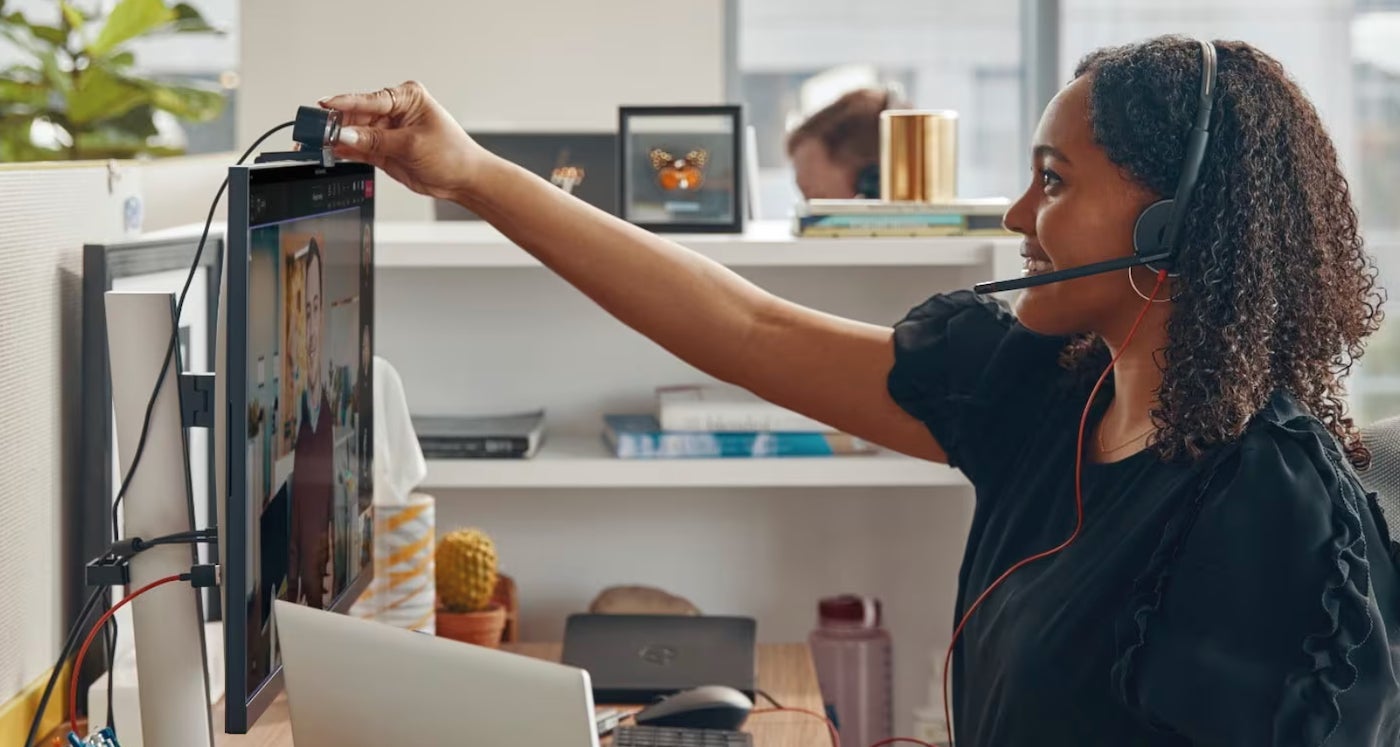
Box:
[655,384,833,433]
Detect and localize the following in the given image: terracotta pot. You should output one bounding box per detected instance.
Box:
[436,602,506,648]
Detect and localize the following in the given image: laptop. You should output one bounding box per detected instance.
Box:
[274,601,600,746]
[561,614,757,704]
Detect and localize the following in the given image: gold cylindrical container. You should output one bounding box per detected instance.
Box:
[880,110,958,202]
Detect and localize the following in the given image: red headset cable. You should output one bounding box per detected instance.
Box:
[69,574,186,736]
[941,268,1170,746]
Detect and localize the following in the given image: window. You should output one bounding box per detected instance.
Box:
[1062,0,1399,424]
[736,0,1024,217]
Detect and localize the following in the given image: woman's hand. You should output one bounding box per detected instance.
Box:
[320,81,487,201]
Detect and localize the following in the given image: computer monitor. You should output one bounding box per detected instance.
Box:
[221,159,376,732]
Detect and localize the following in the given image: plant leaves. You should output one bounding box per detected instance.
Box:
[67,65,147,125]
[167,3,218,33]
[89,0,174,57]
[74,128,163,159]
[28,23,67,46]
[108,51,135,67]
[0,113,64,162]
[60,1,84,32]
[0,12,41,54]
[143,80,224,122]
[98,103,159,139]
[0,78,48,109]
[37,49,73,97]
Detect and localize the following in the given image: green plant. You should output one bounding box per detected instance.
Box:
[436,528,499,613]
[0,0,226,161]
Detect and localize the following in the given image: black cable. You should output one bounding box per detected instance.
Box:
[103,609,115,730]
[102,120,295,734]
[137,529,218,549]
[755,688,785,710]
[107,121,293,546]
[24,586,106,747]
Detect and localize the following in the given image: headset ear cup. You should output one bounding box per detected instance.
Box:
[1133,199,1177,270]
[853,163,881,199]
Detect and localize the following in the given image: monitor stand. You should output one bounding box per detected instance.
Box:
[105,291,214,747]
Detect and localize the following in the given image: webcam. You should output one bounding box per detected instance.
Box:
[255,105,344,166]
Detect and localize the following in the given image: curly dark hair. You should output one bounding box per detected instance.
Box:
[1063,35,1386,468]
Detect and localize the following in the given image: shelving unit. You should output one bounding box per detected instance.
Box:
[369,219,1015,740]
[420,434,967,489]
[375,220,998,268]
[372,220,1018,493]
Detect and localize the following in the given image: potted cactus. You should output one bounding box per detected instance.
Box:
[435,527,507,647]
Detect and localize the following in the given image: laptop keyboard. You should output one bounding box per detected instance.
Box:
[612,725,753,747]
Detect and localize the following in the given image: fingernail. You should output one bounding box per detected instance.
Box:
[318,95,335,106]
[338,127,360,147]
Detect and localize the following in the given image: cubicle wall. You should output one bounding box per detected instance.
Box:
[0,162,138,720]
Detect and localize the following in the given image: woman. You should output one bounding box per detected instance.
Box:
[787,86,905,199]
[323,36,1400,744]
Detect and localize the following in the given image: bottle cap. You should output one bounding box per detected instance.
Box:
[818,594,882,627]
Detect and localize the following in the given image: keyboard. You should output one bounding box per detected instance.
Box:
[612,725,753,746]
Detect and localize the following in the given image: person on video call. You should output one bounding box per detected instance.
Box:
[322,35,1400,745]
[288,238,335,610]
[786,85,905,200]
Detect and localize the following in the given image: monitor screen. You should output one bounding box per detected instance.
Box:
[224,159,375,732]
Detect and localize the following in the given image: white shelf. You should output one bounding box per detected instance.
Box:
[375,220,998,269]
[420,433,967,489]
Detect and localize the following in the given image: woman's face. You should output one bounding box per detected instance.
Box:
[1002,75,1164,336]
[791,138,856,200]
[305,254,324,390]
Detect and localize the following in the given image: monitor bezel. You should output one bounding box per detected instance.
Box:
[224,158,376,733]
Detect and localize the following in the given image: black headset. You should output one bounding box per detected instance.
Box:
[974,38,1218,295]
[851,83,906,198]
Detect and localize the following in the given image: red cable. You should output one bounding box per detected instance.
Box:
[69,574,186,735]
[940,269,1169,746]
[749,706,841,747]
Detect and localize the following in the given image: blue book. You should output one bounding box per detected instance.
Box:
[602,414,876,459]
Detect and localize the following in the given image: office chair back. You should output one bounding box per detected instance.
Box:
[1358,415,1400,531]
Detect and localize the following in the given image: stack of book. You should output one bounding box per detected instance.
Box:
[602,384,877,459]
[792,197,1013,238]
[412,409,545,459]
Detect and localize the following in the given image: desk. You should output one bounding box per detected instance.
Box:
[214,642,828,747]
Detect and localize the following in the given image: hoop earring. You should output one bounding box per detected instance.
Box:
[1128,267,1180,303]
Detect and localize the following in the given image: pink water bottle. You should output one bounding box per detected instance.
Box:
[809,594,893,746]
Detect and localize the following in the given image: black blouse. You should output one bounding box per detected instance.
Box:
[886,290,1400,746]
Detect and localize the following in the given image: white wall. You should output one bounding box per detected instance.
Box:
[238,0,728,220]
[139,153,233,232]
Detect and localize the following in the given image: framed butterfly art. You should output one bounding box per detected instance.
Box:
[618,105,744,233]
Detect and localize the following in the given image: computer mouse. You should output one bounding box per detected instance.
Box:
[633,685,754,731]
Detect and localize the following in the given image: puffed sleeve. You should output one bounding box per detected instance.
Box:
[886,289,1069,490]
[1111,415,1400,746]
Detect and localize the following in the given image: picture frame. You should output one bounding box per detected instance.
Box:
[618,105,745,234]
[82,231,225,621]
[435,130,618,219]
